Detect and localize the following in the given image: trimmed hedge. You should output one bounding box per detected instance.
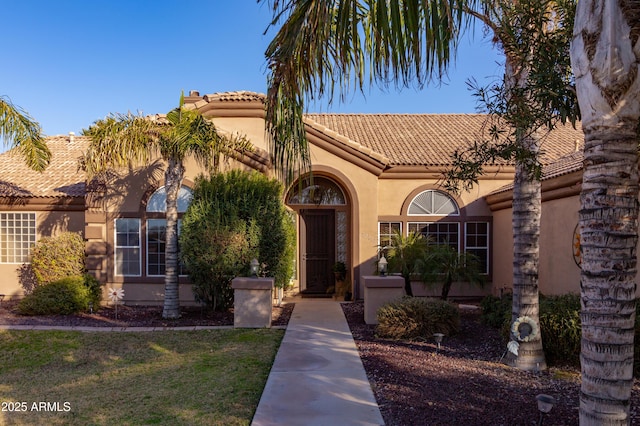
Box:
[17,275,96,315]
[376,297,460,340]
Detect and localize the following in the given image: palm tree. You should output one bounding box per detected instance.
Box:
[385,230,428,296]
[81,94,251,319]
[570,1,640,423]
[418,244,485,300]
[262,0,577,371]
[0,95,50,171]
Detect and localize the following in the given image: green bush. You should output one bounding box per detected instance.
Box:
[83,273,103,308]
[481,293,582,367]
[17,276,92,315]
[376,297,460,340]
[480,294,512,329]
[181,171,296,310]
[539,294,581,367]
[181,214,260,311]
[30,232,85,285]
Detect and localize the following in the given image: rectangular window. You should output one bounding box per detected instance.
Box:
[115,218,141,276]
[378,222,401,249]
[0,212,36,263]
[465,222,489,274]
[408,222,459,251]
[147,219,186,276]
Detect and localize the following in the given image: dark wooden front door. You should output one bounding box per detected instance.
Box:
[301,209,335,294]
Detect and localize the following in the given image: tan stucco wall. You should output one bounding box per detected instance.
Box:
[0,209,84,299]
[490,208,514,295]
[539,196,581,295]
[491,194,582,297]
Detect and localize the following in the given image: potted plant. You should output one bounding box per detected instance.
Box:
[333,261,347,281]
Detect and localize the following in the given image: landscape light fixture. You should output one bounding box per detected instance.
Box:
[250,258,260,277]
[433,333,444,351]
[536,394,555,425]
[378,256,388,276]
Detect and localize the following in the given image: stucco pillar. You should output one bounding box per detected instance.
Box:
[231,277,274,328]
[362,275,405,325]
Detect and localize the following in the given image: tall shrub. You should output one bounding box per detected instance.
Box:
[180,170,295,310]
[30,231,85,285]
[181,212,259,311]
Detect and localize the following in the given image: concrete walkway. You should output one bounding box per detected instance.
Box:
[252,298,384,426]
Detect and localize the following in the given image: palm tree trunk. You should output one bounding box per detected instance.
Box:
[511,150,546,372]
[570,1,640,423]
[579,124,637,425]
[503,46,547,371]
[162,157,186,319]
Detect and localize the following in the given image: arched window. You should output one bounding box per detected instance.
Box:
[287,176,346,205]
[408,190,459,216]
[115,185,192,277]
[146,186,193,212]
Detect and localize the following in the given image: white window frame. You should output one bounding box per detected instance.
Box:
[407,222,460,251]
[465,222,490,274]
[146,219,186,277]
[378,222,402,249]
[0,212,36,264]
[114,218,141,277]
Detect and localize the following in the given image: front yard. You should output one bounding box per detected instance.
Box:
[0,329,283,426]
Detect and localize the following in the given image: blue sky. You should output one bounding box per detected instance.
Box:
[2,0,504,138]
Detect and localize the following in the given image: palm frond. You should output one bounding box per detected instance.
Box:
[0,96,50,172]
[263,0,476,183]
[81,113,161,177]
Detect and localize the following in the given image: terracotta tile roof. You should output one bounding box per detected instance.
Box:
[0,135,89,198]
[305,114,584,167]
[489,149,584,195]
[201,91,266,103]
[541,150,584,180]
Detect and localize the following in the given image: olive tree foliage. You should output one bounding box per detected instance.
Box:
[180,170,296,311]
[444,0,579,190]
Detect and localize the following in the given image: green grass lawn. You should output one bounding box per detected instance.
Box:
[0,329,283,426]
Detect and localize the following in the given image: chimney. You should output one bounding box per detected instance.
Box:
[69,132,75,143]
[574,139,580,152]
[189,90,200,97]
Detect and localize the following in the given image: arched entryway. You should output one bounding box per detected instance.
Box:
[286,175,350,297]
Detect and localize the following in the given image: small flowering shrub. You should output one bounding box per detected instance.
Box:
[17,275,93,315]
[30,232,85,285]
[376,297,460,340]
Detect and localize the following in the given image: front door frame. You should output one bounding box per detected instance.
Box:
[300,208,336,294]
[285,174,351,296]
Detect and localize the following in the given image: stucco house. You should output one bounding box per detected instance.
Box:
[0,90,587,304]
